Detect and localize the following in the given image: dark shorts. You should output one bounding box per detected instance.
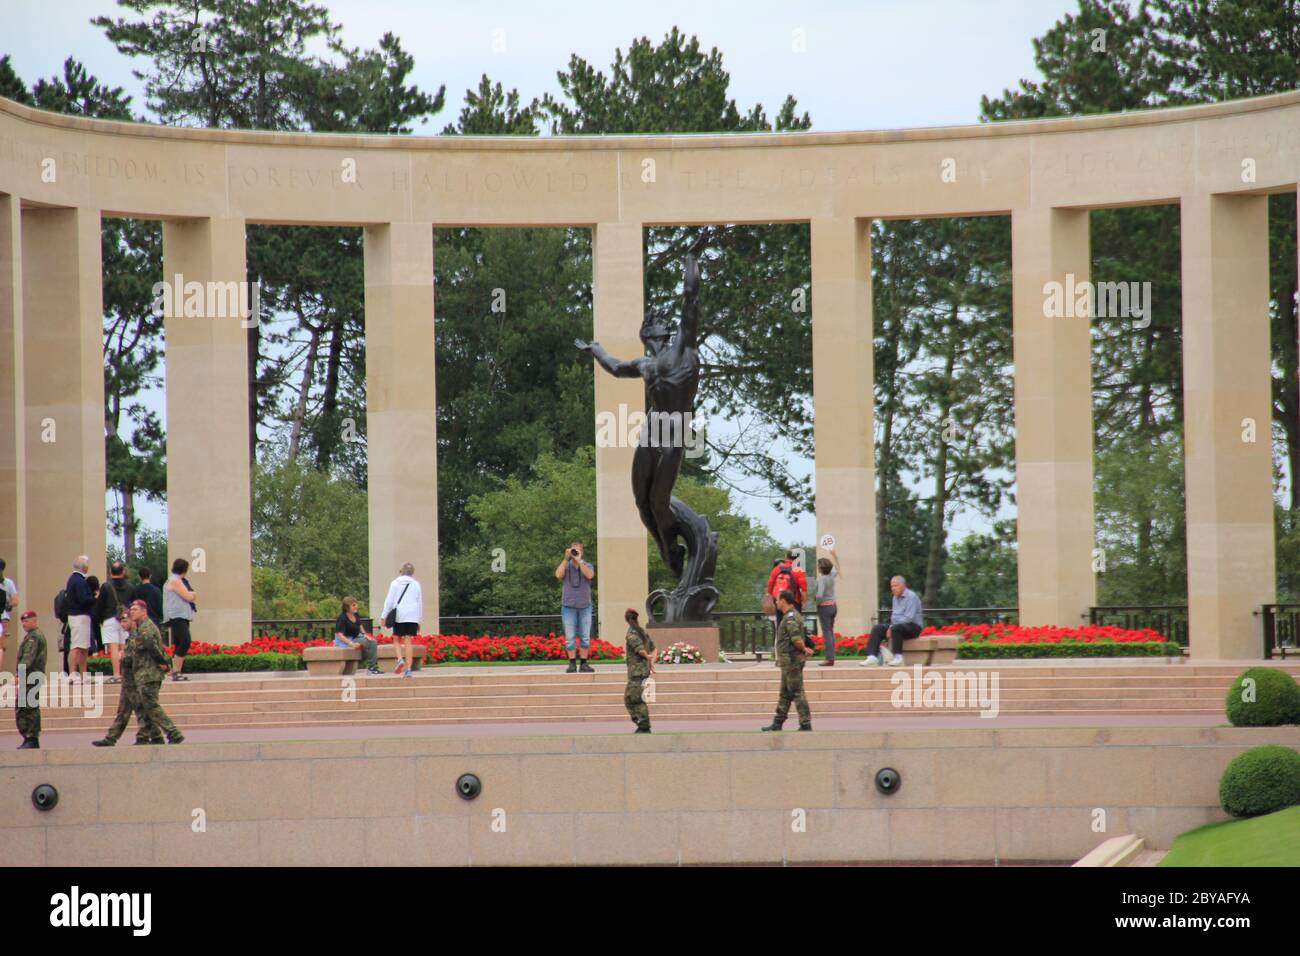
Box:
[168,618,192,656]
[392,621,419,637]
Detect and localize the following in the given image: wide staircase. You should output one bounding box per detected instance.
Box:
[35,659,1300,732]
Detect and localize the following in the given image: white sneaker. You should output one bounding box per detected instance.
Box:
[880,646,895,664]
[860,655,881,667]
[887,654,905,667]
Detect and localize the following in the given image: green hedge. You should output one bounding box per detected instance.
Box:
[87,652,303,674]
[957,640,1181,659]
[1219,745,1300,818]
[1225,667,1300,727]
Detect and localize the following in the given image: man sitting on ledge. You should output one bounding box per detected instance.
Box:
[861,575,923,667]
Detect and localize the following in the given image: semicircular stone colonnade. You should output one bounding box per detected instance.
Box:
[1,92,1297,659]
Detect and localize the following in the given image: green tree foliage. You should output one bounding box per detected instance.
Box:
[95,0,444,467]
[432,225,596,581]
[251,566,342,620]
[870,216,1014,607]
[251,454,369,611]
[542,29,817,516]
[937,521,1020,609]
[106,528,171,584]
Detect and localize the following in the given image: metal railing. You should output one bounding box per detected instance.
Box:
[874,607,1019,627]
[1088,605,1188,648]
[439,614,565,637]
[1261,605,1300,660]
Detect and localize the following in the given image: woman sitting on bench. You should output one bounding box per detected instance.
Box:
[335,596,381,675]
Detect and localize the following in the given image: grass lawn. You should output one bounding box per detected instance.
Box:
[1159,806,1300,866]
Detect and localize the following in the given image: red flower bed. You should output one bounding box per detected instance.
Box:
[926,623,1169,644]
[91,632,626,663]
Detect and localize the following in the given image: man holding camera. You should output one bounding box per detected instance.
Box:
[554,542,595,673]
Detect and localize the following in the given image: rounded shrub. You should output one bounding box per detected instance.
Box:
[1219,745,1300,817]
[1224,667,1300,727]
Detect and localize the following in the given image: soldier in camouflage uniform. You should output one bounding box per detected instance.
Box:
[623,608,655,733]
[761,590,813,732]
[123,600,183,744]
[92,607,162,746]
[15,610,46,749]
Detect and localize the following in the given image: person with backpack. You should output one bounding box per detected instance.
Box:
[765,551,808,652]
[52,588,71,674]
[766,551,808,610]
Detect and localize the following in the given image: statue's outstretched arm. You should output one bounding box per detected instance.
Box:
[576,338,645,379]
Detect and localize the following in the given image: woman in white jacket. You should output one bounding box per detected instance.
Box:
[381,563,422,678]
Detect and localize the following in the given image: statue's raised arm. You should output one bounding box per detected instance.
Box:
[678,232,710,350]
[575,338,645,379]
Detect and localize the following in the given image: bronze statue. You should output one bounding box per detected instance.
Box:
[576,235,719,623]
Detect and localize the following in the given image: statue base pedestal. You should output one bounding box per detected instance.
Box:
[647,624,721,663]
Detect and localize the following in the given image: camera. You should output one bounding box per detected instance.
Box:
[570,548,578,557]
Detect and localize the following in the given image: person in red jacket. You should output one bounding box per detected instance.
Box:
[766,551,808,609]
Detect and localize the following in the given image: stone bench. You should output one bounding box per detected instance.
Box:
[899,635,960,666]
[302,644,426,676]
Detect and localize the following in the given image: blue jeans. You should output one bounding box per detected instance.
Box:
[562,605,592,651]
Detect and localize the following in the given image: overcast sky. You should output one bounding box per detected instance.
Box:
[2,0,1082,552]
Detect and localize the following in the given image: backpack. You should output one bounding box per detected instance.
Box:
[54,589,70,625]
[773,563,803,606]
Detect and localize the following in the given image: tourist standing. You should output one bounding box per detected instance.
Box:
[15,610,46,749]
[64,556,95,681]
[162,559,197,681]
[125,599,183,743]
[554,542,596,673]
[335,596,381,675]
[132,567,164,628]
[815,548,840,667]
[0,558,17,669]
[623,608,655,733]
[761,590,813,732]
[381,563,421,679]
[91,572,123,683]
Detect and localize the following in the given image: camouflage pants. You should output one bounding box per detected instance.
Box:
[15,705,39,741]
[136,681,180,741]
[774,662,810,726]
[105,678,161,744]
[624,678,650,728]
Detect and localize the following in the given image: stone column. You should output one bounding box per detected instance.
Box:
[592,222,649,642]
[0,195,24,673]
[1180,193,1274,659]
[21,206,106,616]
[810,217,876,635]
[364,223,439,632]
[162,217,252,644]
[1011,207,1096,626]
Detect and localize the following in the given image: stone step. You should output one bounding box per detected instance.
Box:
[39,696,1223,728]
[50,659,1300,694]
